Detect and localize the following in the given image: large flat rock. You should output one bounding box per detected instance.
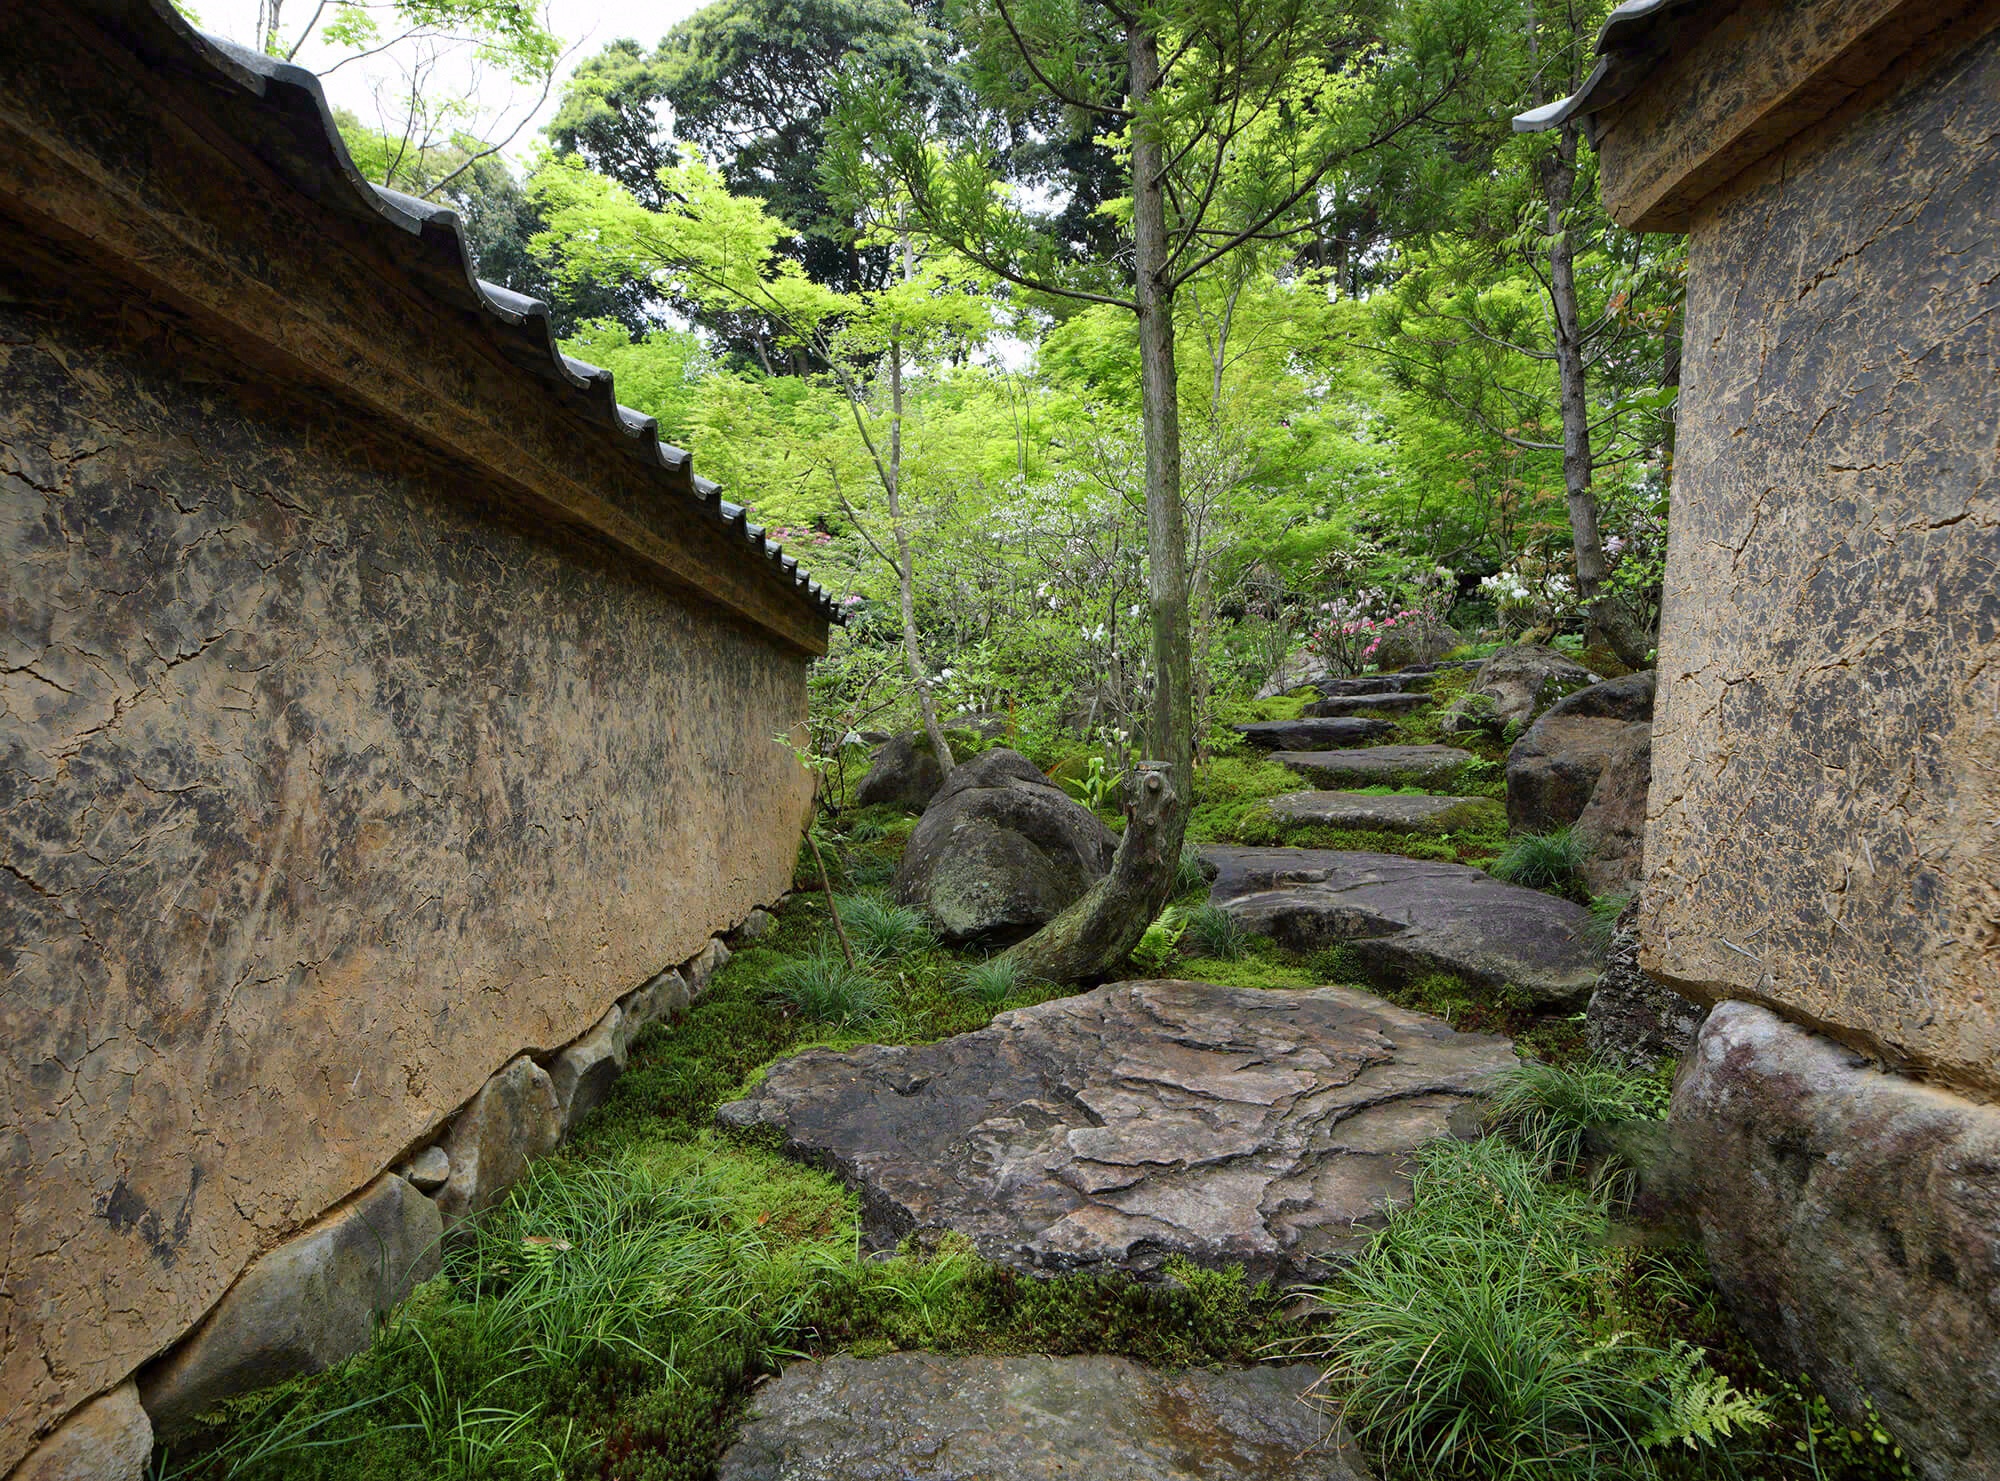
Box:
[1266,791,1500,834]
[717,979,1513,1282]
[1272,745,1475,787]
[1234,717,1394,749]
[1204,847,1599,1006]
[718,1354,1372,1481]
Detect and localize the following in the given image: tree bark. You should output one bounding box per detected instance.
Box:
[1542,121,1653,667]
[1001,764,1180,984]
[1129,20,1195,833]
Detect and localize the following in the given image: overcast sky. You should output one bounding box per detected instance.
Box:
[190,2,707,163]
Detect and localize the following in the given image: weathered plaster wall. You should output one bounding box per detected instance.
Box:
[0,279,813,1463]
[1640,23,2000,1095]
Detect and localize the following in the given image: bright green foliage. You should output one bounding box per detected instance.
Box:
[959,956,1027,1010]
[1130,907,1188,975]
[1486,1059,1674,1173]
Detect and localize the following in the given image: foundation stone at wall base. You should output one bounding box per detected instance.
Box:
[6,1382,152,1481]
[1670,1002,2000,1481]
[136,1175,441,1437]
[435,1058,563,1227]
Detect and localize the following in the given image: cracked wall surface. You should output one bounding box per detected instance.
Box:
[0,269,814,1466]
[1640,22,2000,1097]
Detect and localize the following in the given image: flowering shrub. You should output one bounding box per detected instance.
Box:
[1305,590,1427,676]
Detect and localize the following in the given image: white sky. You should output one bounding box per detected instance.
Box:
[189,2,708,165]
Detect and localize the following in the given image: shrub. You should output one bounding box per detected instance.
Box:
[836,895,936,961]
[1490,824,1590,893]
[959,956,1025,1011]
[1185,904,1246,961]
[762,950,888,1028]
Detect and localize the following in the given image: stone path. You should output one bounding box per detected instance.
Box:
[718,978,1514,1283]
[1235,717,1394,749]
[1204,846,1598,1006]
[718,1354,1374,1480]
[1265,790,1500,833]
[1271,744,1475,788]
[1304,691,1431,717]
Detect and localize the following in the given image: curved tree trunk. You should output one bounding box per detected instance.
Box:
[1001,763,1180,986]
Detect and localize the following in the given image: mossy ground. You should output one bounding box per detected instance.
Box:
[162,778,1915,1481]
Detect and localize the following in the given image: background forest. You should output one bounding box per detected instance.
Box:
[290,0,1684,782]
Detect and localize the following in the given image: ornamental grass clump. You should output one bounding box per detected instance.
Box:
[959,956,1026,1011]
[1486,1059,1673,1173]
[836,894,937,961]
[762,948,888,1028]
[1185,904,1246,961]
[1308,1135,1770,1479]
[1490,824,1590,894]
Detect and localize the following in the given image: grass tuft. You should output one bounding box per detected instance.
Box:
[1490,824,1591,894]
[959,956,1027,1011]
[1185,904,1246,961]
[762,949,889,1028]
[835,894,937,961]
[1486,1058,1673,1172]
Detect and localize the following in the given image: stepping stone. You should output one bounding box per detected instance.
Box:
[1314,674,1411,696]
[717,979,1513,1283]
[1265,790,1502,833]
[1272,745,1476,787]
[1204,846,1599,1006]
[718,1353,1375,1480]
[1304,692,1430,717]
[1234,717,1394,750]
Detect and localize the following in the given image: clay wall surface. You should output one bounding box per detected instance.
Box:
[0,277,813,1463]
[1639,22,2000,1095]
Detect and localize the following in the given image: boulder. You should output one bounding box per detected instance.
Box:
[1507,671,1654,892]
[718,978,1513,1282]
[892,749,1117,946]
[435,1056,562,1226]
[1234,717,1396,750]
[12,1383,152,1481]
[735,907,777,941]
[1265,791,1501,835]
[1203,847,1600,1006]
[1303,692,1430,718]
[1585,912,1705,1070]
[1671,1002,2000,1481]
[1254,649,1328,699]
[852,732,947,812]
[717,1354,1373,1481]
[137,1174,441,1435]
[1272,745,1476,789]
[1364,618,1458,671]
[1441,644,1599,734]
[549,1004,626,1133]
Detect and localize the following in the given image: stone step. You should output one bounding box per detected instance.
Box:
[1202,845,1599,1006]
[1235,717,1395,750]
[1304,691,1431,718]
[1265,790,1501,833]
[719,1353,1374,1480]
[717,978,1514,1284]
[1271,744,1477,788]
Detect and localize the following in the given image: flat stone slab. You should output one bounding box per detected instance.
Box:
[1272,745,1476,786]
[717,979,1513,1282]
[718,1354,1373,1481]
[1235,717,1394,749]
[1204,847,1599,1006]
[1304,692,1430,717]
[1266,790,1499,833]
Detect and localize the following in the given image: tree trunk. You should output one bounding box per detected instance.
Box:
[1543,122,1653,667]
[1129,21,1195,829]
[887,331,956,772]
[1002,764,1179,984]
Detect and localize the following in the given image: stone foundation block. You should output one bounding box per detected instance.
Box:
[686,938,731,995]
[435,1057,562,1226]
[620,968,691,1047]
[550,1005,627,1133]
[137,1175,440,1436]
[9,1382,152,1481]
[1672,1002,2000,1480]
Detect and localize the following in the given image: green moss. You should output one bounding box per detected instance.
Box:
[1186,755,1308,843]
